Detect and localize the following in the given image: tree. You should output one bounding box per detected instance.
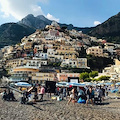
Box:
[97,76,110,81]
[89,71,98,78]
[84,78,92,82]
[86,55,114,72]
[80,72,89,81]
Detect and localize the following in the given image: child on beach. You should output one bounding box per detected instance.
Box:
[67,88,77,105]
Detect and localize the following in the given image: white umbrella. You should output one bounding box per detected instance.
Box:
[68,82,85,87]
[56,82,69,87]
[97,83,105,86]
[115,82,120,86]
[15,82,32,87]
[85,82,93,86]
[104,82,113,86]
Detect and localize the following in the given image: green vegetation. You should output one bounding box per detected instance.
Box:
[79,71,109,82]
[48,62,61,67]
[89,12,120,44]
[0,23,35,48]
[89,71,98,78]
[86,55,114,72]
[0,68,9,78]
[97,75,110,81]
[80,72,89,81]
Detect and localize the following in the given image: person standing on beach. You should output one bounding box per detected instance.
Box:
[47,86,51,98]
[39,85,45,101]
[67,88,77,105]
[33,87,38,102]
[86,86,94,106]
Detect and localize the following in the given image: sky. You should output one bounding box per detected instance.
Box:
[0,0,120,27]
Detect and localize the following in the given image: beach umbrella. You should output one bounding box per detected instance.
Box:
[85,82,93,86]
[97,83,104,86]
[14,82,32,87]
[115,82,120,86]
[68,82,85,87]
[104,82,113,86]
[56,82,69,87]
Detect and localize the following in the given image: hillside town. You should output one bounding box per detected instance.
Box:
[0,21,120,85]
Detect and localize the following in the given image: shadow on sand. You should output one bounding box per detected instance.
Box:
[95,102,109,105]
[32,104,44,111]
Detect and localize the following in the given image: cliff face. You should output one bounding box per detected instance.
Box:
[0,23,35,48]
[89,12,120,43]
[18,14,52,29]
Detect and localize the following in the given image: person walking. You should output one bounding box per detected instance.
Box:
[39,85,45,101]
[67,88,77,105]
[86,86,94,106]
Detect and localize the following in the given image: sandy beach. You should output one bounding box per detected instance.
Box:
[1,93,120,120]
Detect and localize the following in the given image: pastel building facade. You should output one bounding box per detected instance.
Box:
[61,58,88,68]
[31,72,57,84]
[57,73,80,82]
[86,46,103,57]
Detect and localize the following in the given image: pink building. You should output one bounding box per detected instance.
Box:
[57,73,80,82]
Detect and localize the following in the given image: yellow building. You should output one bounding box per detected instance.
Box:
[24,42,33,50]
[6,59,42,68]
[9,66,40,82]
[6,58,27,68]
[31,72,56,84]
[56,45,78,59]
[86,46,103,57]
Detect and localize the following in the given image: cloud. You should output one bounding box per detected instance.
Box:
[94,21,101,26]
[46,13,59,22]
[0,0,59,22]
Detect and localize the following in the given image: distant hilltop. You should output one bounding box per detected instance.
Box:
[89,12,120,43]
[18,14,91,32]
[1,12,120,48]
[0,14,91,48]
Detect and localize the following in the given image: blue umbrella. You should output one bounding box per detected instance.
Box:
[68,82,85,87]
[56,82,69,87]
[115,82,120,86]
[97,83,104,86]
[85,82,96,86]
[104,82,113,86]
[15,82,32,87]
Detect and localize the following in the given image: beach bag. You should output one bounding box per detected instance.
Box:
[77,98,86,103]
[51,96,57,100]
[57,96,62,101]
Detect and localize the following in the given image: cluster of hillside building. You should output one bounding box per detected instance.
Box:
[1,21,120,84]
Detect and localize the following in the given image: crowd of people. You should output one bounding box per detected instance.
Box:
[1,84,111,106]
[55,85,108,105]
[2,89,16,101]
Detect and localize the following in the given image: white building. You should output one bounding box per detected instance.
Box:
[61,58,89,68]
[47,48,56,57]
[61,59,77,68]
[35,52,48,59]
